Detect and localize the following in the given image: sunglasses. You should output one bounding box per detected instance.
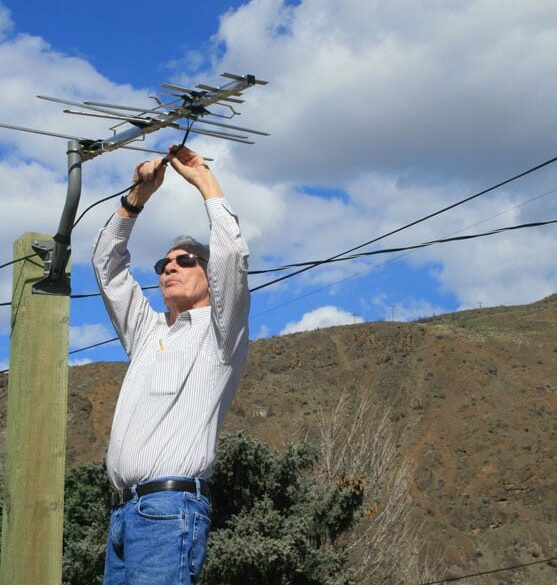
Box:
[154,253,206,275]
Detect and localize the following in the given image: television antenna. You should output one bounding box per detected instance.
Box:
[0,72,269,294]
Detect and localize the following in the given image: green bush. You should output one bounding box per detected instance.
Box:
[202,433,364,585]
[62,462,111,585]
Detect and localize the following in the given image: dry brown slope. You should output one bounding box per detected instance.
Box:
[0,294,555,581]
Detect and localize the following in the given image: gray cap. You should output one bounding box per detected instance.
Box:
[167,234,210,263]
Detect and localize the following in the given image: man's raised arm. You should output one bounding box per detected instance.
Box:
[167,147,250,363]
[91,158,166,356]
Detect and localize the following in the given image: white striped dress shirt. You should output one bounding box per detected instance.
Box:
[92,198,250,490]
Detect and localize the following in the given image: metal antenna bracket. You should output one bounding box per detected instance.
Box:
[31,239,71,296]
[32,140,82,296]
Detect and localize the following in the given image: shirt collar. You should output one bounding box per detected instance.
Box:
[164,305,211,327]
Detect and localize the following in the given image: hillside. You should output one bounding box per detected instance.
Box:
[0,294,556,583]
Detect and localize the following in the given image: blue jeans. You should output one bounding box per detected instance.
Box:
[104,478,212,585]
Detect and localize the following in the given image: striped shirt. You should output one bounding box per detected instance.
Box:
[92,198,250,490]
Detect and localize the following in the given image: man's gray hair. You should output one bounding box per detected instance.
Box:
[167,235,210,263]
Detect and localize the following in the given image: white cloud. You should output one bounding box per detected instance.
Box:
[68,357,92,366]
[205,0,557,308]
[0,3,12,41]
[0,0,556,333]
[69,323,113,350]
[280,305,363,335]
[215,0,557,185]
[371,295,448,323]
[254,323,271,339]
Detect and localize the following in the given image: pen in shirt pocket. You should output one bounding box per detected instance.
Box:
[159,338,165,351]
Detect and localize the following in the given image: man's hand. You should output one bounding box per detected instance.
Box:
[167,145,223,200]
[118,158,166,217]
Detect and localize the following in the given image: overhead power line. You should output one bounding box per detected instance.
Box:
[68,337,119,355]
[250,153,557,292]
[2,149,557,277]
[418,556,556,584]
[248,218,557,274]
[0,217,555,309]
[2,154,557,363]
[0,253,38,270]
[4,214,554,360]
[251,184,557,320]
[0,336,121,373]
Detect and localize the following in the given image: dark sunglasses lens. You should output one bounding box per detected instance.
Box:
[154,254,198,274]
[176,254,197,268]
[154,258,168,274]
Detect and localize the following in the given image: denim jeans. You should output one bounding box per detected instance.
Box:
[104,478,212,585]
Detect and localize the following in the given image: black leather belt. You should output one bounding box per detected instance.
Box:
[110,479,210,508]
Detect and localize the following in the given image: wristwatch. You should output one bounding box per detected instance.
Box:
[120,195,144,214]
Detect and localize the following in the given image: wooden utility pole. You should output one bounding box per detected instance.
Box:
[0,232,70,585]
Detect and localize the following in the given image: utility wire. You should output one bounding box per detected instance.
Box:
[4,148,557,274]
[2,153,557,362]
[250,154,557,292]
[24,216,557,358]
[68,337,119,355]
[0,217,555,308]
[418,556,556,584]
[248,218,557,274]
[251,184,557,320]
[0,253,38,270]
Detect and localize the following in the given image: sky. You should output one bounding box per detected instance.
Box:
[0,0,556,369]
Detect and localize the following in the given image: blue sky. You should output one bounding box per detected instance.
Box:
[0,0,556,368]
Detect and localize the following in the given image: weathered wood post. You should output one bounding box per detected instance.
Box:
[0,140,81,585]
[0,233,70,585]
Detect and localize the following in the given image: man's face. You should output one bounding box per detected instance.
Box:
[159,249,210,312]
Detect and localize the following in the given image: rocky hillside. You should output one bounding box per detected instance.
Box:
[1,294,556,583]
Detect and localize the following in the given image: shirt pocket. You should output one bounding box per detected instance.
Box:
[148,349,194,396]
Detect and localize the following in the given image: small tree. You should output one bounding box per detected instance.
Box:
[62,462,111,585]
[315,385,438,585]
[203,433,364,585]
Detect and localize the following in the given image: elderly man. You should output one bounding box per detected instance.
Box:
[92,146,250,585]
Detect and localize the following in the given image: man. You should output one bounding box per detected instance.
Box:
[92,145,250,585]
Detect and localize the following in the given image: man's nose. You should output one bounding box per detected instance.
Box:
[164,259,178,274]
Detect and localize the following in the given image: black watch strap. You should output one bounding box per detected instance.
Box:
[120,195,144,214]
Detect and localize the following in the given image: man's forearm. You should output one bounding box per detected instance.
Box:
[192,166,224,201]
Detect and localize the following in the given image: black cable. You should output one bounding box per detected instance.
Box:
[248,218,557,274]
[33,216,557,357]
[419,556,556,585]
[68,337,119,355]
[72,182,139,228]
[0,217,555,307]
[251,187,557,320]
[0,336,121,373]
[70,284,159,300]
[0,253,38,270]
[250,154,557,292]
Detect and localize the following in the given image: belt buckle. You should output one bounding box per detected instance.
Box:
[110,490,125,507]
